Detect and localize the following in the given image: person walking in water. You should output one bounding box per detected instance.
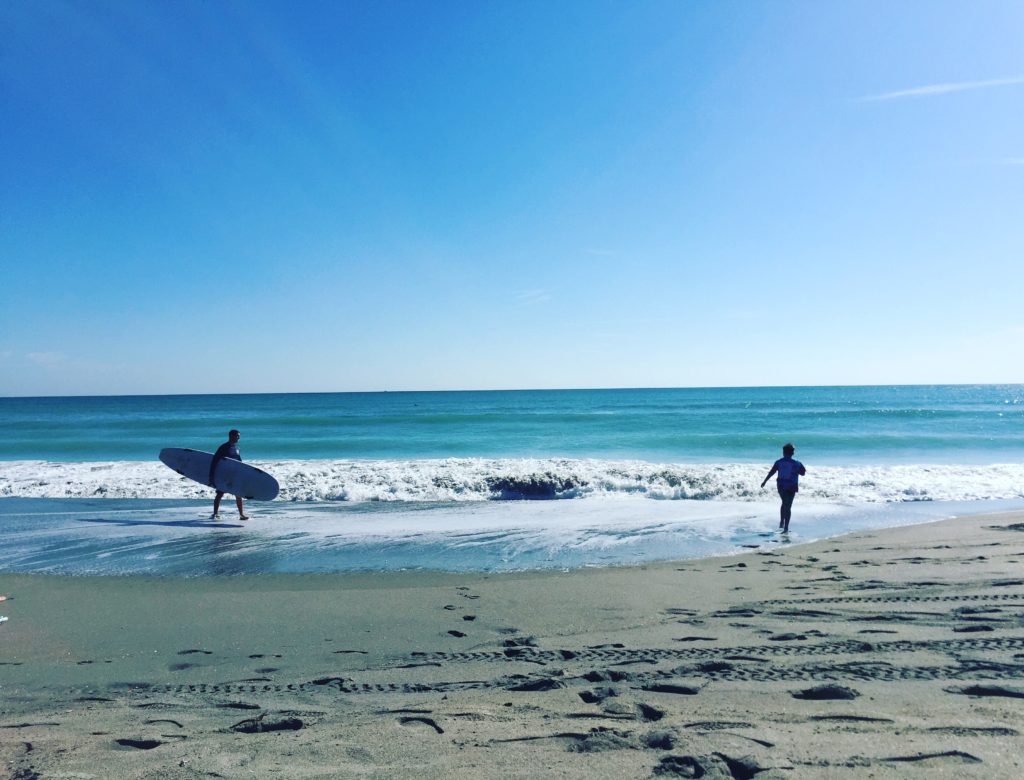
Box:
[209,429,248,520]
[761,442,806,533]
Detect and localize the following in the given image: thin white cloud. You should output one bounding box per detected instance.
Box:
[998,157,1024,166]
[861,75,1024,102]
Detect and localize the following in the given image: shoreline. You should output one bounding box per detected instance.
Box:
[3,511,1024,777]
[6,495,1024,577]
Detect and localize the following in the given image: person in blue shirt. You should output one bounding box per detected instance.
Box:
[209,429,248,520]
[761,442,806,533]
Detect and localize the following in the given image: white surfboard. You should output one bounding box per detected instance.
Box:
[159,448,280,501]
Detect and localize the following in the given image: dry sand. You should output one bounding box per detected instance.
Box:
[2,511,1024,778]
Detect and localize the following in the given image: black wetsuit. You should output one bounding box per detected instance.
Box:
[208,442,241,488]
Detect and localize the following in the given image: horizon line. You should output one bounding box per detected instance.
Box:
[1,381,1021,401]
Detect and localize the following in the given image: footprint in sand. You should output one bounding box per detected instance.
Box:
[578,687,617,704]
[507,677,564,692]
[947,684,1024,699]
[637,703,665,721]
[643,683,702,696]
[114,738,163,750]
[399,716,444,734]
[644,731,676,749]
[811,714,893,723]
[928,726,1019,736]
[792,684,860,701]
[683,720,754,730]
[504,636,538,648]
[881,751,981,765]
[654,753,768,778]
[712,607,760,618]
[653,755,704,776]
[230,715,304,734]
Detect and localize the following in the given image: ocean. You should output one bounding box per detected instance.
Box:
[2,385,1023,575]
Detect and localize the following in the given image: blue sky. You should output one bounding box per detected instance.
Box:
[2,0,1022,395]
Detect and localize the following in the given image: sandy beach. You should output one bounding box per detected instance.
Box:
[2,511,1024,779]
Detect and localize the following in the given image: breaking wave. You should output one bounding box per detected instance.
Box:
[3,458,1024,504]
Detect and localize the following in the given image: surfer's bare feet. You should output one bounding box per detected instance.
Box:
[210,513,220,520]
[239,515,250,521]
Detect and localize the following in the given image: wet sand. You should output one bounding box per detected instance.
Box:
[2,511,1024,778]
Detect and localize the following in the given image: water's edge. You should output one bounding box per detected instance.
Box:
[4,495,1023,576]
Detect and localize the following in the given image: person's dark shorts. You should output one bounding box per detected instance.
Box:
[778,486,797,510]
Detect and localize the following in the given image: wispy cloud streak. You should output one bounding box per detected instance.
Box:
[861,75,1024,102]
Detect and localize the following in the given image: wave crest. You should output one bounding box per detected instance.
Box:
[3,458,1024,504]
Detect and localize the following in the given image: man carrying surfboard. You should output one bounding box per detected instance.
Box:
[210,429,249,520]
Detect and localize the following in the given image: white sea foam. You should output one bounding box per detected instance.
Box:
[2,457,1024,504]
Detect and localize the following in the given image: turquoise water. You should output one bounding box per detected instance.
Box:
[3,385,1024,574]
[2,384,1023,464]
